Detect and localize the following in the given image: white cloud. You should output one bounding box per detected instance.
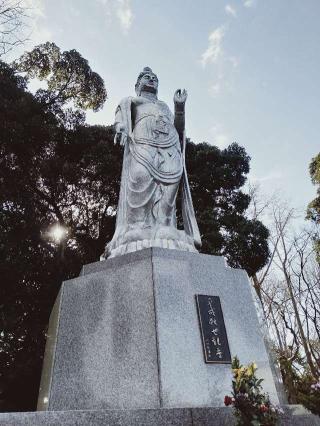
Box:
[210,125,230,149]
[215,133,229,149]
[96,0,133,34]
[243,0,256,8]
[200,27,238,96]
[200,26,225,67]
[225,4,237,18]
[116,0,133,33]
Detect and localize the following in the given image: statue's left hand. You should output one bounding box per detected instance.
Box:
[174,89,188,105]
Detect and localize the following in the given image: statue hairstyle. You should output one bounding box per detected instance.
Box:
[135,67,158,95]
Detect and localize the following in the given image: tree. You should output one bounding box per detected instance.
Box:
[14,42,107,126]
[0,53,112,411]
[250,196,320,405]
[246,183,278,302]
[0,50,269,410]
[185,142,270,276]
[0,0,27,56]
[307,152,320,259]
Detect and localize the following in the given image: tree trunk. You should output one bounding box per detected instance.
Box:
[283,269,319,378]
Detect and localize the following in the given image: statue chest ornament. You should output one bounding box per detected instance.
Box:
[153,115,169,138]
[133,113,177,148]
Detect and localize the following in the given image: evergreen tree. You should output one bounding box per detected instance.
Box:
[185,141,269,276]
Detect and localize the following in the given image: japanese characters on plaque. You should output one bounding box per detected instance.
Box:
[195,295,231,364]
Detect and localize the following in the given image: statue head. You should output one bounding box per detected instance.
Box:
[135,67,158,96]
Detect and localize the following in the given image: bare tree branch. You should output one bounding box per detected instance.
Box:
[0,0,29,56]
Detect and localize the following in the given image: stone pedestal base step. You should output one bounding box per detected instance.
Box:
[0,406,319,426]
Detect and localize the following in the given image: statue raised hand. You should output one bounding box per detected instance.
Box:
[174,89,188,106]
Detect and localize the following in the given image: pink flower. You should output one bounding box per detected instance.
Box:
[259,404,268,413]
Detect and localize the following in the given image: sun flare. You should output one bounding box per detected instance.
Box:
[49,224,67,242]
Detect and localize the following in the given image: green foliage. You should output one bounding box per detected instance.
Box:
[224,357,282,425]
[309,154,320,185]
[307,153,320,259]
[14,42,107,125]
[186,142,270,276]
[0,57,114,411]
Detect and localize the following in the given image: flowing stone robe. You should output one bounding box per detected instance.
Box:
[105,96,201,258]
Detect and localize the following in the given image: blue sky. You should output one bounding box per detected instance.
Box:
[7,0,320,214]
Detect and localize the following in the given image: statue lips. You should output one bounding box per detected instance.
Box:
[142,83,157,93]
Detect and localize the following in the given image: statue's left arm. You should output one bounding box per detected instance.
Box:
[174,89,187,143]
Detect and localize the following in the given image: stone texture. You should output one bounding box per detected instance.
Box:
[107,238,197,259]
[281,405,320,426]
[0,408,192,426]
[39,249,160,411]
[104,68,201,259]
[1,406,319,426]
[39,248,279,411]
[152,249,279,407]
[81,248,152,276]
[191,407,235,426]
[37,285,63,410]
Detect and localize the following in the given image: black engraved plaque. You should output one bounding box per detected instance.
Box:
[195,294,231,364]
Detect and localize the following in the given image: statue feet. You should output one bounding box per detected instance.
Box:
[104,225,197,259]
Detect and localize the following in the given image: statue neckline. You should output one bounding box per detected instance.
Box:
[139,95,159,104]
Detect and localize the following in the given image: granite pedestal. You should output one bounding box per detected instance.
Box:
[37,248,280,411]
[1,249,320,425]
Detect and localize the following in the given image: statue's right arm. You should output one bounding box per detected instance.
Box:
[114,97,134,146]
[114,104,127,146]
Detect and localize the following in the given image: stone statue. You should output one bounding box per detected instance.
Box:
[104,67,201,258]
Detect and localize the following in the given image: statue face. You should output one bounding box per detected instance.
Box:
[136,72,158,95]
